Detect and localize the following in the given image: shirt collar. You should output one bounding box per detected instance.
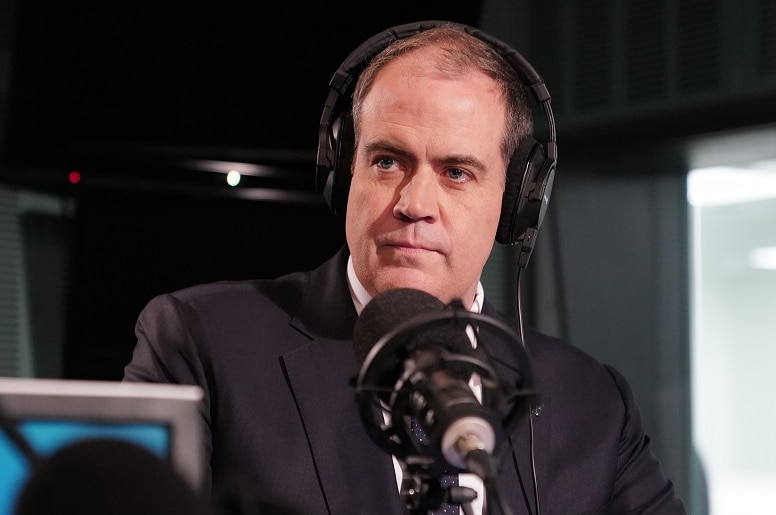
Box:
[346,255,485,315]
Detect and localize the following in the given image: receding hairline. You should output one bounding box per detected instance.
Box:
[350,25,533,165]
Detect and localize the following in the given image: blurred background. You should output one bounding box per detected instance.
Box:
[1,1,775,513]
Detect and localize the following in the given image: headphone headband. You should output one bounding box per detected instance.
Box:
[316,20,557,267]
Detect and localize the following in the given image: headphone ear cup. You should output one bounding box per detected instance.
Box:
[497,137,556,267]
[497,137,542,245]
[322,112,355,218]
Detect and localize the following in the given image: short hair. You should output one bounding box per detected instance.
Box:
[351,24,534,168]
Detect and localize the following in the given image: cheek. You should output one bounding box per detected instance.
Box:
[476,194,503,232]
[455,198,502,256]
[345,177,381,241]
[347,170,399,217]
[346,177,373,218]
[345,187,363,239]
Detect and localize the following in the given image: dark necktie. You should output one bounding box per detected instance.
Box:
[410,418,460,515]
[434,474,460,515]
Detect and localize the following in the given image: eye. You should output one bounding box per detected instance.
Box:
[446,167,470,182]
[376,156,397,170]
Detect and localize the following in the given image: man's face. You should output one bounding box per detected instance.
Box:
[345,48,508,306]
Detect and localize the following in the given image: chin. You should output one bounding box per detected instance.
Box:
[378,276,445,300]
[378,274,429,291]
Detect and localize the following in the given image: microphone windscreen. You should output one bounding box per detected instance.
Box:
[353,288,444,368]
[353,288,472,386]
[14,438,215,515]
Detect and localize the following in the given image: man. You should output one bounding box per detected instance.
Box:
[124,21,686,514]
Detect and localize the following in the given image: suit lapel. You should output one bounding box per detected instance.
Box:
[281,338,401,513]
[281,248,403,513]
[481,304,551,515]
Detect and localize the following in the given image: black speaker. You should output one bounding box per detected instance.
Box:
[315,20,557,267]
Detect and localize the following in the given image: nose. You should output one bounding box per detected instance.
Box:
[392,171,438,222]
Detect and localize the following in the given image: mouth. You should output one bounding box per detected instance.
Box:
[380,241,441,260]
[390,241,425,250]
[383,238,432,251]
[376,231,443,257]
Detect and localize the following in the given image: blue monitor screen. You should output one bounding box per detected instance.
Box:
[0,419,170,515]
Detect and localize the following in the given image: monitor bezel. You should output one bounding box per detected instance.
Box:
[0,377,206,493]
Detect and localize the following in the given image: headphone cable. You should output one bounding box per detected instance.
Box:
[515,266,540,515]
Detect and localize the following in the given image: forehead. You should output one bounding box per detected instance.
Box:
[357,46,507,132]
[370,45,491,90]
[367,49,504,116]
[359,53,508,170]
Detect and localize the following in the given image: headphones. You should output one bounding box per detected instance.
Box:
[316,20,557,268]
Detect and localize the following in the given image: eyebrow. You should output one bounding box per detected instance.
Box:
[362,139,489,173]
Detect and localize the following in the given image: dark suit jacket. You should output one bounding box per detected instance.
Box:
[124,247,686,514]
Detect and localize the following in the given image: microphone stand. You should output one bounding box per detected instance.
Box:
[397,453,476,515]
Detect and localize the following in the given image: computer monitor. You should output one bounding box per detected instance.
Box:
[0,377,205,515]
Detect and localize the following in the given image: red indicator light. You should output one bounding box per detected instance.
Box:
[69,170,81,184]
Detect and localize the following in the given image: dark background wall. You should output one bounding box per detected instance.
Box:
[0,0,485,379]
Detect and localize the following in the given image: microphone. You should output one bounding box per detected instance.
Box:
[352,287,472,400]
[352,288,504,472]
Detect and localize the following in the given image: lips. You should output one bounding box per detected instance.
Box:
[390,241,426,250]
[375,228,445,255]
[379,243,446,266]
[380,237,435,253]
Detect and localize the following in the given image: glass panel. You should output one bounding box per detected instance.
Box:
[688,163,776,514]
